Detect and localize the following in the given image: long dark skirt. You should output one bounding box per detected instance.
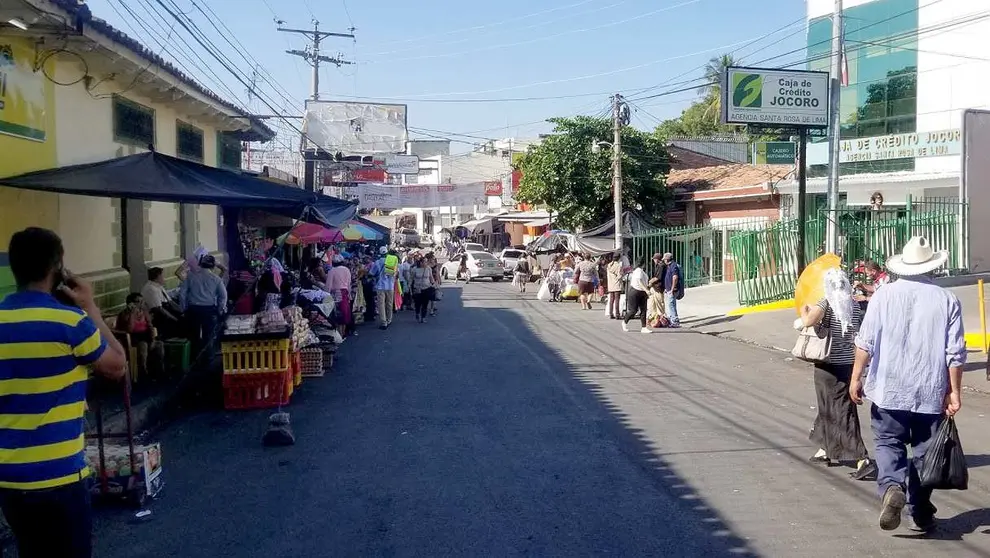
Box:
[810,362,869,462]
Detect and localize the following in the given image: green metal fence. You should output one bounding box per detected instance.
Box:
[729,197,967,306]
[631,219,766,288]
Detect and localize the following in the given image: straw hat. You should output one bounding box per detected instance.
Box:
[885,236,948,276]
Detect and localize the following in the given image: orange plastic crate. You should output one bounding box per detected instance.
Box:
[222,367,292,410]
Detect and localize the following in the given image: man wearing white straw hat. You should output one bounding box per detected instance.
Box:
[850,236,966,533]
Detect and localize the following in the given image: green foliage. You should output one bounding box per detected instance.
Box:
[515,115,671,231]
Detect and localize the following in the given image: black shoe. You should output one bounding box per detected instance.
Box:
[379,325,387,330]
[808,454,830,465]
[907,515,936,533]
[879,485,906,531]
[849,458,878,481]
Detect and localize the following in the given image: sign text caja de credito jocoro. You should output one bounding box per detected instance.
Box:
[722,67,829,128]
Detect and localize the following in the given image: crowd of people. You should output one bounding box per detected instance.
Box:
[537,249,685,333]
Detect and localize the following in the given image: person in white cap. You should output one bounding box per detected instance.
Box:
[850,236,966,533]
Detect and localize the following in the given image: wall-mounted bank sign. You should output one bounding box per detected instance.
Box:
[805,129,962,165]
[754,141,796,164]
[839,129,961,163]
[722,67,829,128]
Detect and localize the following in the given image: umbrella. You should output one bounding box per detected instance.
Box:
[339,221,384,241]
[278,222,343,245]
[794,253,841,315]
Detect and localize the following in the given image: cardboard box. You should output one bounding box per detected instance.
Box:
[85,442,163,498]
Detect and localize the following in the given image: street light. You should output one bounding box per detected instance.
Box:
[591,140,610,154]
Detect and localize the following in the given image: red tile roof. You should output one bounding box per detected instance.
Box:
[668,164,794,192]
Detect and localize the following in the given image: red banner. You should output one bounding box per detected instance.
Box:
[484,180,503,196]
[353,168,386,182]
[511,170,522,193]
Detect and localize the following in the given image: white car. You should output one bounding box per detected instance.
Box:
[461,242,487,253]
[441,251,504,282]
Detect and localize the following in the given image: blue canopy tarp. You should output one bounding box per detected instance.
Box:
[0,151,357,228]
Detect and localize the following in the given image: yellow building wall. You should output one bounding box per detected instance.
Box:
[0,36,59,298]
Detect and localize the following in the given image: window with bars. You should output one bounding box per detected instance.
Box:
[112,95,155,147]
[217,131,241,169]
[176,121,204,161]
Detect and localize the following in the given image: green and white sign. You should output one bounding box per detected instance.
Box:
[722,67,829,128]
[754,141,796,165]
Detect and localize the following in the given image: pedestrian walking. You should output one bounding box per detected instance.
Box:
[662,252,683,327]
[0,227,128,558]
[411,257,436,323]
[367,247,399,330]
[850,236,966,533]
[622,260,652,333]
[513,253,531,293]
[606,253,624,319]
[797,268,876,480]
[575,254,598,309]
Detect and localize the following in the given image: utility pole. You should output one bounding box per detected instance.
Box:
[825,0,844,254]
[612,93,628,251]
[280,20,355,191]
[279,20,355,101]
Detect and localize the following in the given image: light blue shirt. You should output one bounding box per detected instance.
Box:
[854,276,966,414]
[367,258,396,292]
[179,268,227,310]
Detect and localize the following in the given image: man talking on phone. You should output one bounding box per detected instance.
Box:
[0,227,128,557]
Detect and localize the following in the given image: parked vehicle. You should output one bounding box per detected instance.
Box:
[395,228,421,247]
[441,251,503,281]
[498,249,526,276]
[461,242,487,253]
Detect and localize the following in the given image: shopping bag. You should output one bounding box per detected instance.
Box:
[536,280,551,302]
[919,417,968,490]
[433,288,443,301]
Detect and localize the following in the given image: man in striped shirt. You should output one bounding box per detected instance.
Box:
[0,227,127,557]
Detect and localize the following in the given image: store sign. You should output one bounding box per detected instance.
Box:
[839,129,961,163]
[385,154,419,174]
[754,141,796,164]
[484,180,503,196]
[357,182,488,209]
[722,67,828,128]
[0,41,47,141]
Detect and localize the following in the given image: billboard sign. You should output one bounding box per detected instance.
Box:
[357,183,488,209]
[754,141,796,164]
[385,154,419,174]
[805,129,962,165]
[722,67,829,128]
[0,40,47,141]
[303,101,408,154]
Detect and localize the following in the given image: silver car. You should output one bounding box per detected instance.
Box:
[441,251,504,282]
[395,228,421,247]
[498,249,526,276]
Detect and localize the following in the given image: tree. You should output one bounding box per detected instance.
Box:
[698,54,736,128]
[515,115,671,231]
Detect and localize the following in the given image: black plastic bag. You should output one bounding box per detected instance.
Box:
[919,417,968,490]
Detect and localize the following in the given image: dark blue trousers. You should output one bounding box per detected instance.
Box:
[870,404,943,520]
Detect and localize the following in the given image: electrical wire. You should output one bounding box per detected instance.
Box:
[359,0,701,64]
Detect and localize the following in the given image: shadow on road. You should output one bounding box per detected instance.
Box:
[92,285,758,557]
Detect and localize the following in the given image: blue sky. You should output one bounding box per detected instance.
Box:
[88,0,808,150]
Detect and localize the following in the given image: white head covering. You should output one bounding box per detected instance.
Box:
[823,268,855,334]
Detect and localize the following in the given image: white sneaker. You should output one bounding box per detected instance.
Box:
[621,322,629,332]
[641,327,653,334]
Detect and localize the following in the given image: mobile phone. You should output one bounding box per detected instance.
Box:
[53,266,77,306]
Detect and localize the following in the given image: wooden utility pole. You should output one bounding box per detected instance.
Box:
[279,20,355,101]
[612,93,628,251]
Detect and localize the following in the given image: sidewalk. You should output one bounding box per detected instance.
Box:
[677,282,990,394]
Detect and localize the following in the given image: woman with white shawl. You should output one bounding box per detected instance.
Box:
[796,268,876,481]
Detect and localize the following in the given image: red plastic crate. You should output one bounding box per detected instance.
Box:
[222,367,292,410]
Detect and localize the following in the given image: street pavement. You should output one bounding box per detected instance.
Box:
[94,280,990,557]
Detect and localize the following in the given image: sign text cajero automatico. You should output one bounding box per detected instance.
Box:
[839,129,961,163]
[722,67,829,128]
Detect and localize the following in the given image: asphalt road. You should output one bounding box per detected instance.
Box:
[94,280,990,557]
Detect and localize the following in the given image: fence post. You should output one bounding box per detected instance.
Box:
[905,193,913,237]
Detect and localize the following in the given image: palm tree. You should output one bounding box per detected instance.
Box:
[698,54,736,127]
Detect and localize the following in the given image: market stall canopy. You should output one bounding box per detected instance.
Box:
[354,216,390,236]
[458,217,496,235]
[0,152,357,228]
[279,219,386,245]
